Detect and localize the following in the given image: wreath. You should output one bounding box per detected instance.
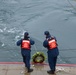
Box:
[32,52,46,63]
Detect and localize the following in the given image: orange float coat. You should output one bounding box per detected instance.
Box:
[48,38,57,49]
[21,40,30,50]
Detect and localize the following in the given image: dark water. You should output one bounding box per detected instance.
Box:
[0,0,76,64]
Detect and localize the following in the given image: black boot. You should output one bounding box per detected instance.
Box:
[28,68,33,73]
[47,70,54,74]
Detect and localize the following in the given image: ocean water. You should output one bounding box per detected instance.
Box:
[0,0,76,64]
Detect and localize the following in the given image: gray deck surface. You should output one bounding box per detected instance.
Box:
[0,63,76,75]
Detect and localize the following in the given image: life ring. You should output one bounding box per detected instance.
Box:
[32,52,46,63]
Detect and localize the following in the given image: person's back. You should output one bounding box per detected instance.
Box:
[16,32,35,73]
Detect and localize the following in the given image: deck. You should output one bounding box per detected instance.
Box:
[0,62,76,75]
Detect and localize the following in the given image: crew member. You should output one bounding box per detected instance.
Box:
[16,32,35,73]
[43,31,59,74]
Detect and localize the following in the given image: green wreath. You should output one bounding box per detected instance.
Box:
[32,52,46,63]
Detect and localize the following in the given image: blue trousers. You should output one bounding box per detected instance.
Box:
[22,51,31,70]
[48,55,57,71]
